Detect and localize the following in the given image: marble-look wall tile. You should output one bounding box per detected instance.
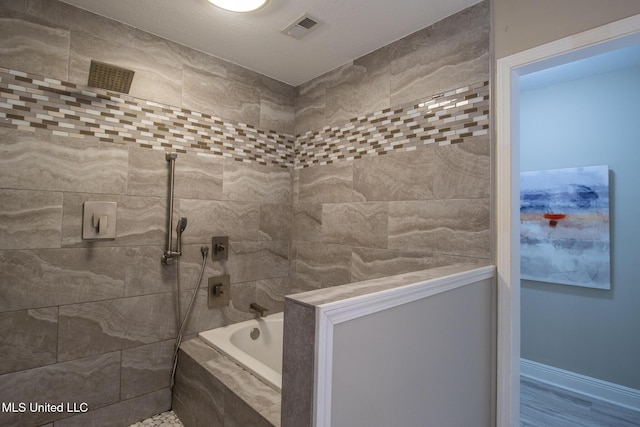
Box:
[325,56,390,128]
[0,351,120,427]
[231,276,288,316]
[351,45,392,111]
[322,64,357,128]
[292,204,322,242]
[388,198,491,258]
[173,343,225,427]
[433,139,490,199]
[224,388,263,427]
[125,148,184,196]
[255,276,288,314]
[0,128,128,194]
[353,148,434,201]
[0,189,62,250]
[321,202,388,248]
[228,241,289,284]
[179,199,260,244]
[121,340,174,399]
[128,147,224,200]
[292,1,489,135]
[261,96,295,135]
[61,193,167,247]
[132,29,192,75]
[291,242,351,293]
[55,388,171,427]
[176,339,281,426]
[183,65,260,126]
[230,281,260,317]
[0,307,58,374]
[200,349,281,426]
[172,394,198,427]
[1,0,137,48]
[58,293,175,361]
[281,299,315,427]
[178,42,228,80]
[294,81,489,168]
[173,244,224,291]
[177,154,225,200]
[293,63,353,134]
[292,169,300,205]
[68,30,183,107]
[351,248,468,282]
[295,1,490,135]
[178,288,227,337]
[123,246,175,297]
[0,7,70,81]
[294,78,326,136]
[224,386,278,426]
[223,161,291,204]
[0,247,125,312]
[297,162,353,204]
[389,1,490,106]
[258,78,295,135]
[259,204,292,242]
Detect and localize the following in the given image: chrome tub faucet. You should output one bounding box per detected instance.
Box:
[250,302,269,317]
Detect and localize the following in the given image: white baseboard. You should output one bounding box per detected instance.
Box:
[521,358,640,412]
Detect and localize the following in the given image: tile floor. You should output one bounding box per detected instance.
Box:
[129,410,183,427]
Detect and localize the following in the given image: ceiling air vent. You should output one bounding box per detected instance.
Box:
[282,13,319,39]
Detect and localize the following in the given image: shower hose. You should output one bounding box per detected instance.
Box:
[171,245,209,388]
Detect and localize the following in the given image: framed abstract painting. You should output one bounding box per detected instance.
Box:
[520,165,611,289]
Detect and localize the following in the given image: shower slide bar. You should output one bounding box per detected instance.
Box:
[162,152,185,265]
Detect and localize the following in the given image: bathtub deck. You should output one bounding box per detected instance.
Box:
[173,338,281,427]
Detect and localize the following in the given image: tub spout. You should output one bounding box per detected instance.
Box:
[250,303,269,317]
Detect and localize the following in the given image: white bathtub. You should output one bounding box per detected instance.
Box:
[198,312,283,391]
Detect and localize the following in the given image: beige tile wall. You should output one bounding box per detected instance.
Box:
[294,1,489,136]
[290,139,491,294]
[0,127,292,426]
[0,0,490,425]
[0,0,295,135]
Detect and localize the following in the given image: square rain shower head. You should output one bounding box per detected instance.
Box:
[88,60,135,94]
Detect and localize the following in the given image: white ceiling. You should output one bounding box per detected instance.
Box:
[59,0,480,86]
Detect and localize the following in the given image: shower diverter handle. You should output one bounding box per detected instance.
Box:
[93,214,109,235]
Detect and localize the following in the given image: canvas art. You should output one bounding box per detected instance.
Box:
[520,165,611,289]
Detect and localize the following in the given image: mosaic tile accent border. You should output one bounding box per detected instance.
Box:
[295,81,489,169]
[0,67,295,168]
[0,67,488,170]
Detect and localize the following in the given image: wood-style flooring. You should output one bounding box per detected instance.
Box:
[521,377,640,426]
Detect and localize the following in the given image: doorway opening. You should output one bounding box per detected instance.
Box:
[495,14,640,427]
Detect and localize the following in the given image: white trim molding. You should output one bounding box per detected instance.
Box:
[313,265,495,427]
[496,13,640,427]
[521,359,640,412]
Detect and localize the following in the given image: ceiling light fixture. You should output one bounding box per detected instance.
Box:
[208,0,269,13]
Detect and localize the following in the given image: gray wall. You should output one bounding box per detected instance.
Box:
[332,279,494,427]
[520,65,640,389]
[0,0,491,425]
[492,0,640,59]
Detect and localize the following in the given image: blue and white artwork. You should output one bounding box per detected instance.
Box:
[520,165,611,289]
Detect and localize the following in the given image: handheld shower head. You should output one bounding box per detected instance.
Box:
[176,217,188,254]
[177,217,188,234]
